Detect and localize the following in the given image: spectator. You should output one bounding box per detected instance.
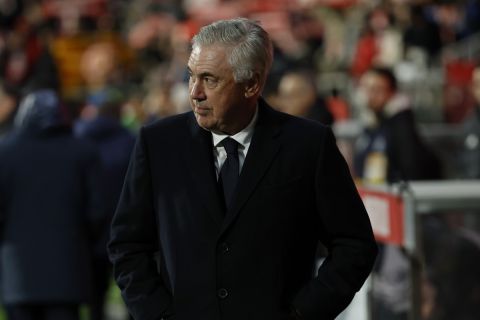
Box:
[79,41,131,115]
[354,67,441,184]
[0,1,59,93]
[403,5,442,63]
[430,0,479,45]
[277,70,333,125]
[351,6,403,79]
[0,89,105,320]
[353,67,441,320]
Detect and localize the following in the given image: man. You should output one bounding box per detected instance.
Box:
[276,70,333,126]
[108,18,377,320]
[353,67,441,320]
[354,67,441,183]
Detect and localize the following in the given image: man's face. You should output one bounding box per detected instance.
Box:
[277,73,316,116]
[187,45,251,134]
[364,73,394,113]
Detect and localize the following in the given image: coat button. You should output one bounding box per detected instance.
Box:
[220,242,230,253]
[218,288,228,299]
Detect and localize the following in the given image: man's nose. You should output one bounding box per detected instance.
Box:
[190,81,206,101]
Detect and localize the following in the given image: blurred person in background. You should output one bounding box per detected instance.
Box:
[354,67,441,184]
[276,70,333,126]
[0,89,105,320]
[0,1,59,93]
[430,0,480,47]
[79,40,132,119]
[141,83,177,124]
[354,67,442,320]
[0,82,19,140]
[402,4,442,64]
[75,90,135,320]
[124,1,181,81]
[351,6,403,80]
[108,18,377,320]
[140,63,190,125]
[0,0,23,31]
[43,0,134,99]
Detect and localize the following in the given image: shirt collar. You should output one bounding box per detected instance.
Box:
[212,105,258,148]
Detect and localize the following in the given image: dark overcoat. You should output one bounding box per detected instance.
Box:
[108,100,377,320]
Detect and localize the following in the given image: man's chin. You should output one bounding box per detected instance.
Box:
[194,115,215,131]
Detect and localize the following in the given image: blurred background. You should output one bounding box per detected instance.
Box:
[1,0,480,320]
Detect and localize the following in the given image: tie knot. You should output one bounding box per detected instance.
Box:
[222,137,239,155]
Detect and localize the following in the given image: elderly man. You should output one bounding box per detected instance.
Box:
[108,18,377,320]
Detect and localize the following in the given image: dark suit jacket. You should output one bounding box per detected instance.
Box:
[354,109,442,182]
[108,100,377,320]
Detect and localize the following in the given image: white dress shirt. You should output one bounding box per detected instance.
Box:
[211,107,258,179]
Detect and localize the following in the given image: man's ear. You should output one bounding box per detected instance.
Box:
[244,73,262,98]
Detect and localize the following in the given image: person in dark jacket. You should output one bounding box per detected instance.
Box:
[354,67,441,183]
[75,93,135,320]
[0,89,105,320]
[354,67,441,320]
[108,18,377,320]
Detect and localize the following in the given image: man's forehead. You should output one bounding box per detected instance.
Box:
[188,46,230,71]
[365,73,390,89]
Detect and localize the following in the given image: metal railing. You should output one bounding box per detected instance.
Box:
[358,180,480,320]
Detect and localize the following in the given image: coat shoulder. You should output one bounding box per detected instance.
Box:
[142,112,192,139]
[272,109,330,141]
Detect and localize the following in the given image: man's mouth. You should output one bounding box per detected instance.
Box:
[194,105,211,115]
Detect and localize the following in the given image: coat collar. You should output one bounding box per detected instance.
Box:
[220,99,282,236]
[186,99,283,234]
[186,114,224,227]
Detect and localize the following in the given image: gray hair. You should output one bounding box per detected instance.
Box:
[191,18,273,85]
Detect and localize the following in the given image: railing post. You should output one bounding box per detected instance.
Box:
[401,185,422,320]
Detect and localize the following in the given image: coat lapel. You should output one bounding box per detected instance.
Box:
[185,114,224,227]
[220,101,282,236]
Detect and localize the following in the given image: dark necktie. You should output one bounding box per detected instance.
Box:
[219,137,239,209]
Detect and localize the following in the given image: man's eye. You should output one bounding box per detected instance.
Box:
[205,77,217,86]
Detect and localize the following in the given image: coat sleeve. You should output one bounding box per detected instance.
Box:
[108,127,173,320]
[292,128,378,320]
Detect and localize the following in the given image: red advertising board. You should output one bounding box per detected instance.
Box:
[358,188,404,246]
